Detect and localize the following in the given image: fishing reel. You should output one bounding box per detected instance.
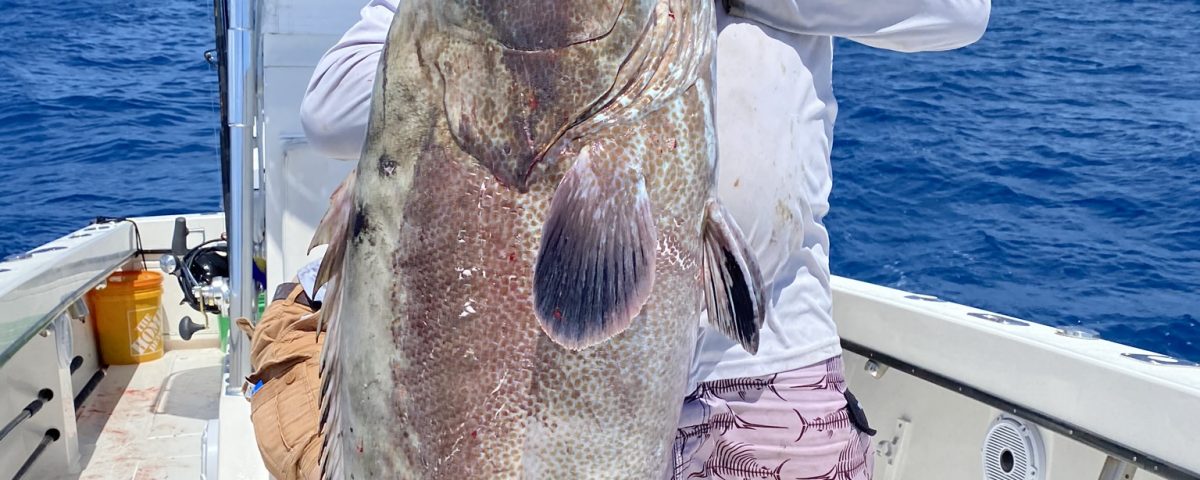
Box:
[160,217,230,340]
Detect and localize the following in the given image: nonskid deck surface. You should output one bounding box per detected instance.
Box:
[66,349,222,480]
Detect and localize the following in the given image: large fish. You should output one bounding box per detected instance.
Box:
[312,0,766,477]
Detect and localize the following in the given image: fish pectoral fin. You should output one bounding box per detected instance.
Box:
[701,200,767,355]
[533,144,657,350]
[309,169,356,292]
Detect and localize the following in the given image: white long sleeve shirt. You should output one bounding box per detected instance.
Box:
[299,0,990,386]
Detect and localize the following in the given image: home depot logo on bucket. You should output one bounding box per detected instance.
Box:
[128,307,163,357]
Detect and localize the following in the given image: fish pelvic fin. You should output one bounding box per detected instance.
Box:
[309,169,357,293]
[701,200,767,355]
[533,142,657,350]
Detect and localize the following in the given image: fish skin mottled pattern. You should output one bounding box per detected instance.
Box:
[318,0,730,478]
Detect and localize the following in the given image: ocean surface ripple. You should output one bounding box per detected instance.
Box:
[0,1,1195,360]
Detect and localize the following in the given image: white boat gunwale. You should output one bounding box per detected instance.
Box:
[835,276,1200,479]
[844,340,1195,479]
[0,221,138,368]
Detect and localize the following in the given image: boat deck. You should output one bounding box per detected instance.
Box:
[69,349,222,480]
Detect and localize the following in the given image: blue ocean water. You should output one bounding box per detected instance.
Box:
[0,0,221,252]
[829,1,1200,361]
[0,1,1195,360]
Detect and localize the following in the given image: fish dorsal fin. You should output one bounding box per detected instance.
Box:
[309,170,357,294]
[701,200,767,354]
[533,143,657,350]
[317,276,344,480]
[309,171,356,480]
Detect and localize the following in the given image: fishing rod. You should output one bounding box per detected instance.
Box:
[210,0,232,238]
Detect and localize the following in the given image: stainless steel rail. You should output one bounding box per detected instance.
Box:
[224,0,257,394]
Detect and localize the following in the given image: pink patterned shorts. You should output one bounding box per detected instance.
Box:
[670,356,875,480]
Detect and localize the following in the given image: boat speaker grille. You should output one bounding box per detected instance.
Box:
[982,415,1045,480]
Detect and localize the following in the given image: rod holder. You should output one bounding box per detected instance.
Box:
[12,428,61,480]
[0,389,53,445]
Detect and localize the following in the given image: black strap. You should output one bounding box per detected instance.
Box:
[271,282,297,303]
[843,389,877,436]
[271,282,320,310]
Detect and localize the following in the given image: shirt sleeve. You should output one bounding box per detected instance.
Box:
[725,0,991,53]
[299,0,400,160]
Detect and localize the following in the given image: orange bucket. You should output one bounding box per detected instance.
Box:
[87,270,165,365]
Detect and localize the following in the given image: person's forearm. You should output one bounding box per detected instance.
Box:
[299,0,398,160]
[726,0,991,52]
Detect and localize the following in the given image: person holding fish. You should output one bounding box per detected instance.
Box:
[245,0,989,478]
